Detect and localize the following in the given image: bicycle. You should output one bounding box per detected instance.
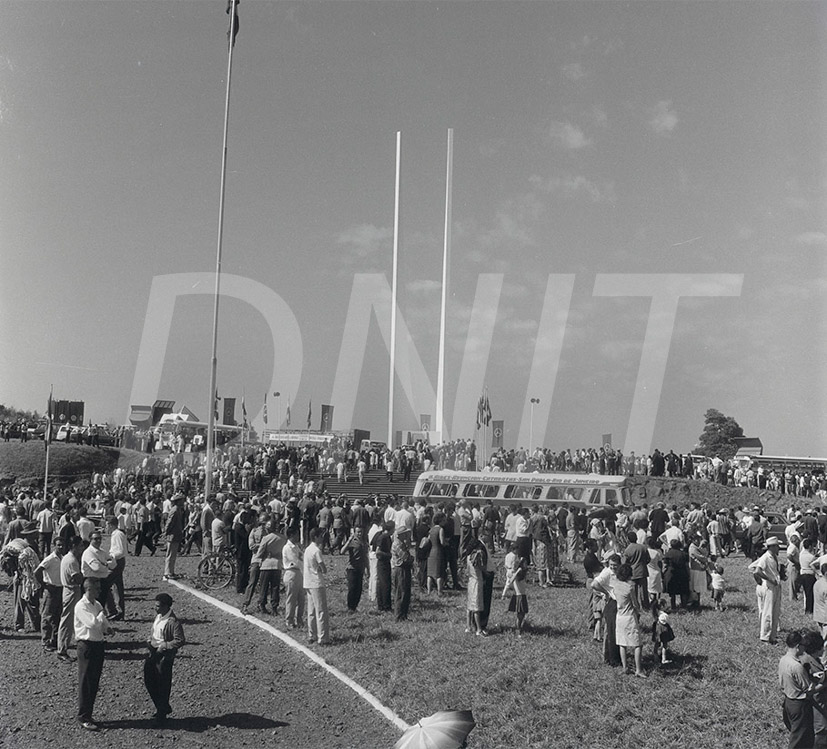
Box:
[197,546,237,590]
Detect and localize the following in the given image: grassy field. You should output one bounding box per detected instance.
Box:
[176,545,804,748]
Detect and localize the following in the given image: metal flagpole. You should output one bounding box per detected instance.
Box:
[205,0,239,501]
[388,131,401,447]
[436,129,453,443]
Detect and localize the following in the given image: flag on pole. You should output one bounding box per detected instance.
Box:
[475,395,483,431]
[263,393,268,425]
[286,397,291,426]
[320,404,334,432]
[45,386,53,446]
[307,400,312,430]
[492,419,504,448]
[214,389,221,421]
[483,393,492,427]
[226,0,240,48]
[242,395,248,428]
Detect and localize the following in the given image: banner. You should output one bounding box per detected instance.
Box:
[223,397,236,426]
[320,404,334,432]
[419,413,431,431]
[263,392,268,425]
[492,420,504,448]
[602,433,612,448]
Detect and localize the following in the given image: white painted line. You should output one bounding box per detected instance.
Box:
[168,579,411,733]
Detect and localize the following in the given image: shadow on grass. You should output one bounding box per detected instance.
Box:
[653,652,708,678]
[525,623,579,638]
[101,712,289,732]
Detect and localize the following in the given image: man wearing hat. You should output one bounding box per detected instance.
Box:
[144,592,185,725]
[748,536,783,644]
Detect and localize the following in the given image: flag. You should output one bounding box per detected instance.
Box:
[226,0,240,48]
[320,404,334,432]
[307,400,312,430]
[286,397,291,426]
[475,395,483,431]
[214,389,221,421]
[223,397,236,426]
[419,414,431,431]
[242,395,248,428]
[45,386,53,446]
[492,420,504,448]
[483,393,492,427]
[263,392,268,425]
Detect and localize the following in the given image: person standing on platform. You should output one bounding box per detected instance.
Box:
[144,592,185,725]
[74,578,112,731]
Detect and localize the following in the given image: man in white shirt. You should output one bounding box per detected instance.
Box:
[748,536,782,644]
[57,536,84,661]
[105,517,127,620]
[303,529,330,645]
[74,578,112,730]
[36,503,57,556]
[75,508,96,545]
[35,537,64,651]
[282,527,304,629]
[81,531,116,610]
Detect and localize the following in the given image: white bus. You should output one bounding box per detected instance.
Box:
[412,470,631,510]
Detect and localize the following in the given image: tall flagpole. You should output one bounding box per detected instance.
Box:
[388,131,401,447]
[205,0,239,501]
[436,129,453,443]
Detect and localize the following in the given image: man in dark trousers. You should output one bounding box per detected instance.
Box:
[162,495,184,581]
[74,578,112,730]
[341,526,368,612]
[144,592,185,725]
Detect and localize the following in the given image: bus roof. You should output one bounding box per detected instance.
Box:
[416,470,627,486]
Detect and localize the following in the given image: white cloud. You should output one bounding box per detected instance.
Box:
[562,62,586,81]
[529,173,616,204]
[795,231,827,247]
[549,121,591,150]
[335,223,392,260]
[648,100,678,135]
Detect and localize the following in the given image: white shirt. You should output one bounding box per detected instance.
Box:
[108,529,128,560]
[303,542,326,589]
[81,545,115,579]
[282,539,302,571]
[150,611,171,648]
[74,596,109,641]
[36,551,63,586]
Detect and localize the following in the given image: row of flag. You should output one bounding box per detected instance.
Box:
[475,391,492,430]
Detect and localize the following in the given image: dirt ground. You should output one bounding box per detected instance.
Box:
[0,553,401,749]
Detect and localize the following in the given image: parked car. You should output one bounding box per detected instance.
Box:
[734,511,788,550]
[55,424,83,443]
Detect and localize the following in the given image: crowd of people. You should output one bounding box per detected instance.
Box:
[4,435,827,742]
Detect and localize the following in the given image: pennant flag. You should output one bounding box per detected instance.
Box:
[483,393,492,427]
[307,400,312,430]
[320,404,334,432]
[45,386,53,446]
[286,397,291,426]
[242,395,248,428]
[475,395,483,431]
[226,0,240,48]
[214,389,221,421]
[492,420,504,448]
[263,392,268,425]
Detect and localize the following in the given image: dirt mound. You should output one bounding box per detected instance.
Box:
[0,442,147,488]
[627,475,792,514]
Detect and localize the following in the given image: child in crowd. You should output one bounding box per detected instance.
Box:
[652,606,675,665]
[711,563,726,612]
[502,546,528,636]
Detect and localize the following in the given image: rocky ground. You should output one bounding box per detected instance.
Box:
[0,553,401,749]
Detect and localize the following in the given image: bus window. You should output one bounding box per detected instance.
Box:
[421,482,435,496]
[548,486,584,502]
[463,484,499,499]
[604,489,618,505]
[431,483,458,497]
[588,489,603,504]
[505,485,542,500]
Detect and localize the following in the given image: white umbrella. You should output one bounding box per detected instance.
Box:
[395,710,476,749]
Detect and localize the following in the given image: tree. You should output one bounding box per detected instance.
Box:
[696,408,744,461]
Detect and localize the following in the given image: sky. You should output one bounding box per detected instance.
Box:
[0,0,825,457]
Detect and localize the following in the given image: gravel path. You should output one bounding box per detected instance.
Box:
[0,553,401,749]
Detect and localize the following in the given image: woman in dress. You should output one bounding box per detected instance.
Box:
[367,515,383,601]
[662,538,690,610]
[646,536,664,611]
[413,507,432,591]
[426,511,447,596]
[465,538,487,636]
[502,544,528,636]
[687,536,711,609]
[590,553,621,666]
[583,539,604,640]
[613,562,646,678]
